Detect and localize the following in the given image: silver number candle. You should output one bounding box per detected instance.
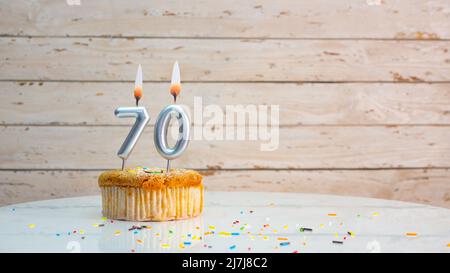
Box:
[154,61,188,173]
[154,105,190,169]
[115,107,150,169]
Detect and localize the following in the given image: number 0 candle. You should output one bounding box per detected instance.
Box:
[154,61,190,172]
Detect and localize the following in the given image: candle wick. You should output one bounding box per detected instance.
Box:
[173,95,177,104]
[136,98,139,107]
[166,160,170,173]
[121,159,125,171]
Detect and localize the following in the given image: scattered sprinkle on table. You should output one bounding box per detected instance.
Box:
[28,224,36,229]
[229,245,236,250]
[328,213,337,217]
[114,230,121,236]
[406,232,417,237]
[299,227,313,232]
[277,237,288,241]
[161,243,170,249]
[280,242,290,247]
[332,240,343,244]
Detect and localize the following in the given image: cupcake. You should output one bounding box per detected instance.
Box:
[99,167,203,221]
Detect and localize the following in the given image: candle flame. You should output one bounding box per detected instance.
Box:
[134,64,143,105]
[170,61,180,102]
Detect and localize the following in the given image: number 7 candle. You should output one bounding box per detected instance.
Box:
[114,64,150,170]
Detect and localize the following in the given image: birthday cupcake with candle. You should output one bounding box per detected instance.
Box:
[98,62,203,221]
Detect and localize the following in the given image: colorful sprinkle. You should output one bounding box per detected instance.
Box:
[161,243,170,248]
[328,213,337,217]
[406,232,418,237]
[229,245,236,250]
[114,230,121,236]
[280,242,290,246]
[28,224,36,229]
[299,227,313,232]
[277,237,288,241]
[208,225,216,230]
[136,239,143,244]
[332,240,343,244]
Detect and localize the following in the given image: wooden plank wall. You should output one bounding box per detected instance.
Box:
[0,0,449,207]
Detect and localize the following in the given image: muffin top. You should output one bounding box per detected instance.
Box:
[98,167,203,190]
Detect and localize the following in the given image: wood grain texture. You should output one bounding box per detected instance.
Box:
[1,0,449,39]
[1,1,449,207]
[1,125,449,169]
[1,169,449,208]
[1,37,449,82]
[2,82,450,126]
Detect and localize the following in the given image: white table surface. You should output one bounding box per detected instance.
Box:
[0,191,449,253]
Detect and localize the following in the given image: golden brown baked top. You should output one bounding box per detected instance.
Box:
[98,167,202,190]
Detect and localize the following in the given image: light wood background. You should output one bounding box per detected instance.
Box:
[1,0,450,207]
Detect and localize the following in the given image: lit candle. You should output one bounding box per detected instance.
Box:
[115,64,150,170]
[154,61,190,173]
[134,64,143,106]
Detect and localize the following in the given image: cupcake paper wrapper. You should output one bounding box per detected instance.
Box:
[101,185,203,221]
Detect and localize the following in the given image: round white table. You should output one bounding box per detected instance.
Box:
[0,191,449,253]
